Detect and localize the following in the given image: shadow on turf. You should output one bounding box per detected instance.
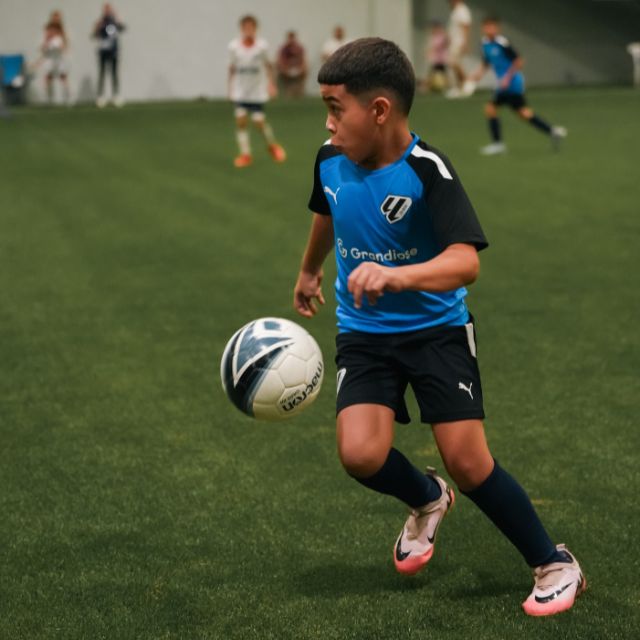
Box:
[294,563,520,599]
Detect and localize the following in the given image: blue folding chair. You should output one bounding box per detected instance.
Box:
[0,54,27,105]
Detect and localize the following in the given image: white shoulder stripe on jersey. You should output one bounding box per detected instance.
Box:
[410,146,453,180]
[495,35,510,46]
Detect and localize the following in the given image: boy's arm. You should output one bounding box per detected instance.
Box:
[227,64,234,100]
[348,243,478,309]
[265,59,278,98]
[294,213,334,317]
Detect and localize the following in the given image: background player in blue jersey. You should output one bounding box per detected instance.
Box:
[469,16,567,155]
[293,37,584,616]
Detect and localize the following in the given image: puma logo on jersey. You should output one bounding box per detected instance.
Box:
[380,195,412,223]
[324,185,341,205]
[458,381,473,399]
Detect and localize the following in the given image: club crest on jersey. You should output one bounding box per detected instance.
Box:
[380,195,412,224]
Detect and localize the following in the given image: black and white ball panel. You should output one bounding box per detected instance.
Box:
[220,318,324,421]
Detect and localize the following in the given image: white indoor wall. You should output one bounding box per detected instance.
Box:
[0,0,412,103]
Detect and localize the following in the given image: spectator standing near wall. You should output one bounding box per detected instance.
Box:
[277,31,307,98]
[425,20,449,93]
[92,3,125,108]
[41,11,71,105]
[321,26,348,63]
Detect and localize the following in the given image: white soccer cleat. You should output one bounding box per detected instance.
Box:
[113,95,125,108]
[551,126,568,151]
[522,544,586,616]
[480,142,507,155]
[461,79,477,96]
[96,95,108,109]
[445,87,463,99]
[393,468,455,576]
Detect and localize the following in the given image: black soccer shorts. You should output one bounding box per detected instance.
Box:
[492,91,527,110]
[335,317,485,424]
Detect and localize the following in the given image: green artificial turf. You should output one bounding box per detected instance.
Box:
[0,88,638,639]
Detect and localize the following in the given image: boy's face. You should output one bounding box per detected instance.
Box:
[482,21,499,39]
[320,84,378,164]
[240,20,257,40]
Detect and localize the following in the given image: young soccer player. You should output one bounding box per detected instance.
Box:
[228,15,287,168]
[470,16,567,155]
[293,37,585,616]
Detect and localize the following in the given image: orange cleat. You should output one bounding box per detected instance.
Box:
[269,143,287,163]
[234,153,253,168]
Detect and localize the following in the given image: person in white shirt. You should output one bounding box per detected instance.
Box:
[41,11,70,105]
[321,26,348,63]
[228,15,286,168]
[447,0,472,94]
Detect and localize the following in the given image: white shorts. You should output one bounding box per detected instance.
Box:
[43,57,68,77]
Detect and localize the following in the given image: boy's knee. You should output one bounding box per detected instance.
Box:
[444,455,493,492]
[484,103,497,118]
[338,442,387,479]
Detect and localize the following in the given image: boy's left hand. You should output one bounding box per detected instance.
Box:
[347,262,402,309]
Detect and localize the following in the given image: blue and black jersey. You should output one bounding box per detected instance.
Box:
[482,35,524,94]
[308,135,488,334]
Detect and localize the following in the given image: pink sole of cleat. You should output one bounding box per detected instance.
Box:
[522,576,587,616]
[393,487,455,576]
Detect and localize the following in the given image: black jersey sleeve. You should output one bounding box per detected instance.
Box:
[307,144,340,215]
[496,35,519,61]
[407,142,488,251]
[503,43,518,61]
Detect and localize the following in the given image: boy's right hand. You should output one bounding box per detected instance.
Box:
[294,270,325,318]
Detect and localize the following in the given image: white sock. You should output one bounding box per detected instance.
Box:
[236,129,250,155]
[261,122,276,146]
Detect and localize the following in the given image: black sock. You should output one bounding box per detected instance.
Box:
[488,117,501,142]
[462,459,564,567]
[529,114,552,135]
[352,448,442,509]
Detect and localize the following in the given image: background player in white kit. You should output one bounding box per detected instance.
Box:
[40,11,71,106]
[447,0,473,97]
[228,15,286,168]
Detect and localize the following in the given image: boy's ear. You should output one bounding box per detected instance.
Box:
[372,96,392,124]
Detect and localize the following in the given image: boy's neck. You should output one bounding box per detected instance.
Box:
[360,126,414,171]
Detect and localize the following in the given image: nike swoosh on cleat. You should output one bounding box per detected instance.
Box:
[534,582,573,603]
[395,536,411,561]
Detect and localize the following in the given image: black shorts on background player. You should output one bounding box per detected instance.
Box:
[492,91,527,110]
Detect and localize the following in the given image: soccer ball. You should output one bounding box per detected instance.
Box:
[220,317,324,421]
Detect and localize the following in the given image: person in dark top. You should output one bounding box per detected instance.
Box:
[92,3,125,108]
[276,31,308,98]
